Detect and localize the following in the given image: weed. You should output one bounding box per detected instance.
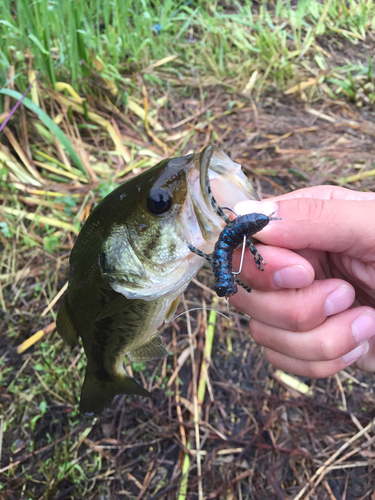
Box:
[1,2,375,499]
[0,0,374,98]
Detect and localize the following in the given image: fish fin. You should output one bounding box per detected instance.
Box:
[128,334,168,362]
[56,298,79,348]
[79,368,150,416]
[164,295,182,323]
[96,293,129,321]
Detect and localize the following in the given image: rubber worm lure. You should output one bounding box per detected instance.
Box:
[188,178,279,298]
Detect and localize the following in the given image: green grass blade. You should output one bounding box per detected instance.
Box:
[0,89,86,176]
[28,33,49,55]
[197,300,217,404]
[177,441,191,500]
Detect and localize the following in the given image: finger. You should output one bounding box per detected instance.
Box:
[234,197,375,257]
[232,244,315,292]
[230,279,355,331]
[249,307,375,362]
[354,336,375,372]
[264,342,370,379]
[266,185,375,202]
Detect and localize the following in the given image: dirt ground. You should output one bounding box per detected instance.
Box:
[1,88,375,499]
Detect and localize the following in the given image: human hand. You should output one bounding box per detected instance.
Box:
[229,186,375,377]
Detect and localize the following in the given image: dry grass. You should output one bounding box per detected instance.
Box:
[1,84,375,499]
[1,6,375,499]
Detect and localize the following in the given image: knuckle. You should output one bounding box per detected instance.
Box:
[304,360,337,379]
[317,336,336,362]
[264,349,339,379]
[249,319,264,344]
[286,286,326,332]
[282,289,318,332]
[299,197,326,221]
[264,348,279,368]
[289,306,313,332]
[301,197,344,232]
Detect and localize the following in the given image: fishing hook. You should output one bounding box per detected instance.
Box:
[220,206,247,276]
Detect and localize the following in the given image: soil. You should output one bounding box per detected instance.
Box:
[1,86,375,500]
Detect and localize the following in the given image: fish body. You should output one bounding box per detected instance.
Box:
[56,146,260,415]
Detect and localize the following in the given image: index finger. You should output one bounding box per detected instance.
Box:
[234,193,375,257]
[267,185,375,202]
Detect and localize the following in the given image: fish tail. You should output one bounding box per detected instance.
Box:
[79,368,150,416]
[56,297,79,348]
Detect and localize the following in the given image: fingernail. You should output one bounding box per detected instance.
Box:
[324,286,355,316]
[352,312,375,344]
[272,265,313,289]
[343,342,369,365]
[235,200,278,217]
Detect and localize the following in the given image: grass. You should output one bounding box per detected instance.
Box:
[1,1,375,499]
[1,0,375,102]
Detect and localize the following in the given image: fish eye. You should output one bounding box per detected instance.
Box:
[147,188,172,215]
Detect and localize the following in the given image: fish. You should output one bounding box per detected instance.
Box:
[56,145,260,416]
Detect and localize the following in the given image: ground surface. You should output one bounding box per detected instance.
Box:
[1,2,375,496]
[1,86,375,500]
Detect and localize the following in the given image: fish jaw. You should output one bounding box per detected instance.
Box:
[109,260,202,301]
[101,203,206,302]
[205,146,260,203]
[187,145,261,253]
[197,146,259,213]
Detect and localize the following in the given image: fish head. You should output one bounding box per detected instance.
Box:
[95,146,259,301]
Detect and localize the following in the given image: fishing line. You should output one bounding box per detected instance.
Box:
[171,307,231,322]
[0,62,63,136]
[170,304,252,333]
[0,78,37,135]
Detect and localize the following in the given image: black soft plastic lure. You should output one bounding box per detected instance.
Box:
[188,213,271,298]
[212,213,271,297]
[188,179,277,298]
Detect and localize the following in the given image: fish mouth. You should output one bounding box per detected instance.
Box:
[188,145,260,250]
[103,146,260,303]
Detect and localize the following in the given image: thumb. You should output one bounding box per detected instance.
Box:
[234,197,375,257]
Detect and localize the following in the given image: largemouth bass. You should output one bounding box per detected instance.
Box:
[56,145,260,415]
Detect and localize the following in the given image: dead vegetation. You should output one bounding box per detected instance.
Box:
[1,2,375,495]
[1,82,375,499]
